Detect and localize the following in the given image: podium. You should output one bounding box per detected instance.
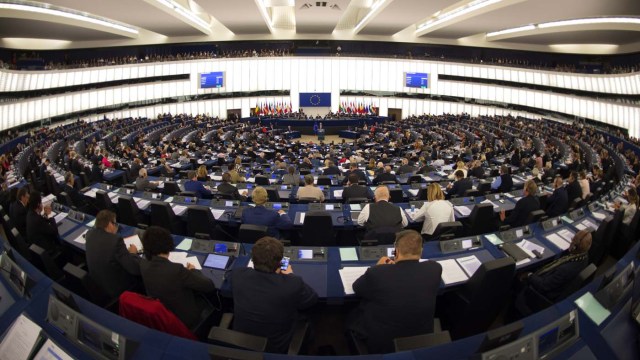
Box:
[317,129,325,141]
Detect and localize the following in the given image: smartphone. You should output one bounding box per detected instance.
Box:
[280,256,290,271]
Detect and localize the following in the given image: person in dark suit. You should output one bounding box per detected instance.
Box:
[229,237,318,353]
[62,171,86,209]
[216,172,248,201]
[241,186,293,238]
[129,158,143,181]
[545,176,569,217]
[85,210,141,299]
[491,165,513,193]
[9,187,29,236]
[183,170,212,198]
[140,226,215,329]
[565,171,582,204]
[396,158,416,175]
[500,180,540,227]
[520,230,591,301]
[468,160,484,178]
[322,160,341,176]
[447,170,472,198]
[342,173,374,202]
[342,163,368,185]
[373,166,397,184]
[25,191,59,253]
[38,158,50,180]
[349,230,442,353]
[135,168,159,191]
[91,159,104,183]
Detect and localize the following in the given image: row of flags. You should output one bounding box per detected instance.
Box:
[254,102,293,116]
[339,101,377,115]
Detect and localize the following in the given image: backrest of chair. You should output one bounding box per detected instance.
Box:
[301,211,334,246]
[363,226,397,245]
[526,209,546,224]
[468,204,495,235]
[255,176,270,185]
[346,197,370,204]
[150,202,175,231]
[452,257,516,338]
[119,291,197,340]
[267,188,280,202]
[163,182,180,196]
[238,224,268,244]
[602,210,624,262]
[57,192,73,208]
[29,244,64,281]
[589,216,613,266]
[8,227,32,261]
[95,190,113,211]
[557,263,597,300]
[117,196,139,226]
[297,197,319,204]
[317,176,332,186]
[208,327,268,352]
[187,206,215,237]
[393,331,452,352]
[389,189,404,203]
[408,175,422,184]
[432,221,463,240]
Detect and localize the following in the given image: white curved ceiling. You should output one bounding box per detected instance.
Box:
[0,0,639,54]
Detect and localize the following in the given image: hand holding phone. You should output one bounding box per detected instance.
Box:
[280,256,290,271]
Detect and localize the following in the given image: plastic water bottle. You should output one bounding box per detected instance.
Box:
[411,204,416,213]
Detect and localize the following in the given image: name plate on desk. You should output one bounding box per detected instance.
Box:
[358,245,392,261]
[450,197,474,206]
[173,196,198,204]
[210,199,239,208]
[541,217,562,232]
[284,247,327,261]
[142,191,161,200]
[499,225,531,243]
[190,239,240,256]
[440,236,482,253]
[265,202,289,210]
[308,203,342,211]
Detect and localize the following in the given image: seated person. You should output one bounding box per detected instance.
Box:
[140,226,215,329]
[613,187,639,226]
[342,163,368,185]
[241,186,293,238]
[85,210,141,299]
[183,170,212,198]
[349,230,442,353]
[62,171,85,208]
[281,166,301,186]
[446,170,472,198]
[468,160,484,178]
[397,158,416,175]
[135,168,159,191]
[9,187,29,236]
[373,165,397,184]
[296,174,325,202]
[357,186,408,233]
[500,179,540,228]
[26,191,59,253]
[410,183,455,238]
[227,164,246,184]
[565,171,582,203]
[217,172,248,201]
[545,176,568,217]
[159,158,176,178]
[342,173,374,202]
[229,237,318,353]
[322,160,341,175]
[491,165,513,193]
[520,230,591,301]
[196,165,209,182]
[447,161,467,180]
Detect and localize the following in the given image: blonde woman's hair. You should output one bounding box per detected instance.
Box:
[252,186,268,205]
[427,183,445,201]
[456,161,465,169]
[196,165,207,178]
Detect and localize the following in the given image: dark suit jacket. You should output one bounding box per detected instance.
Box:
[62,183,85,208]
[342,169,368,185]
[9,200,27,236]
[135,177,158,191]
[323,166,342,175]
[504,195,540,227]
[26,210,59,252]
[217,182,247,201]
[448,177,472,197]
[230,268,318,353]
[469,166,484,179]
[241,205,293,238]
[140,256,215,329]
[183,180,212,198]
[85,228,141,299]
[342,184,373,202]
[352,260,443,353]
[397,164,416,175]
[373,172,397,184]
[529,255,589,300]
[566,181,582,203]
[546,187,569,217]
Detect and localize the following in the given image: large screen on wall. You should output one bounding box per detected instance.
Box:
[200,72,224,88]
[405,72,429,88]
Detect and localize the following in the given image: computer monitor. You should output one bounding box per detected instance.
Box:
[51,284,80,312]
[476,320,524,353]
[535,310,579,359]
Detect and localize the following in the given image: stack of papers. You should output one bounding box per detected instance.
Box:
[53,212,68,224]
[339,267,369,295]
[557,229,575,242]
[124,234,143,250]
[591,212,607,221]
[168,252,202,270]
[454,206,472,216]
[407,189,419,196]
[545,233,571,250]
[83,189,98,198]
[436,259,469,285]
[333,190,343,198]
[72,229,89,244]
[164,196,174,203]
[575,219,597,231]
[210,209,226,220]
[456,255,482,277]
[484,233,503,245]
[480,199,499,209]
[0,314,43,360]
[134,198,151,209]
[297,212,306,225]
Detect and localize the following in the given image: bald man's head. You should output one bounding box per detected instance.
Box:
[384,165,392,173]
[374,186,390,202]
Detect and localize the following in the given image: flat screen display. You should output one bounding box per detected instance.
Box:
[200,72,224,88]
[298,249,313,260]
[203,254,230,269]
[405,72,429,88]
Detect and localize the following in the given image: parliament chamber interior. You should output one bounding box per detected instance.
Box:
[1,1,640,359]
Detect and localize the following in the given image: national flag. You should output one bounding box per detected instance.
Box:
[255,103,260,115]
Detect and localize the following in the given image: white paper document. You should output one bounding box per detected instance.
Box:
[171,204,188,216]
[480,199,499,209]
[298,212,306,225]
[210,209,226,220]
[339,266,369,295]
[0,314,42,360]
[123,234,143,250]
[592,212,606,221]
[408,189,419,196]
[134,198,151,209]
[517,239,544,258]
[456,255,482,277]
[53,212,68,224]
[546,233,571,250]
[557,229,575,242]
[73,229,89,244]
[333,190,343,198]
[454,206,472,216]
[164,196,174,203]
[33,339,73,360]
[437,259,469,285]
